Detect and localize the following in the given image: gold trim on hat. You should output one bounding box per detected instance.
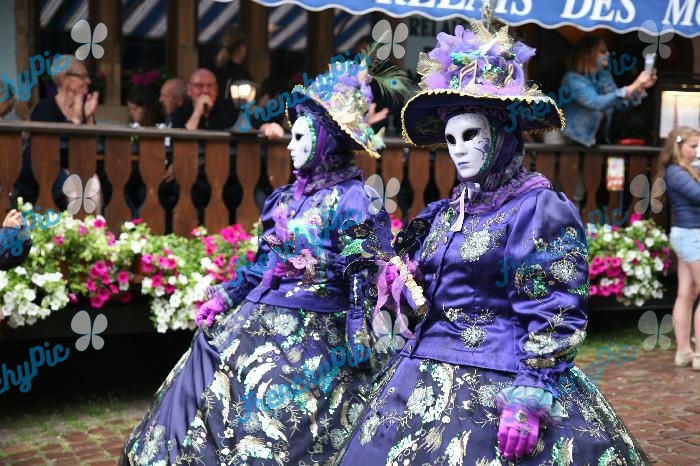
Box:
[285,87,383,160]
[400,89,566,150]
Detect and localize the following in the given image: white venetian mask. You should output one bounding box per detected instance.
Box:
[288,117,314,169]
[444,113,493,180]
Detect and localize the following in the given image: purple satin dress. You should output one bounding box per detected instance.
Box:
[335,187,649,465]
[122,177,391,465]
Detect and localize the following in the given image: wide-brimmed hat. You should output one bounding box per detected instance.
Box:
[402,7,564,148]
[287,51,411,159]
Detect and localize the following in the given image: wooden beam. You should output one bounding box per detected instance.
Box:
[240,0,270,84]
[89,0,122,107]
[14,0,40,118]
[307,9,335,75]
[167,0,198,83]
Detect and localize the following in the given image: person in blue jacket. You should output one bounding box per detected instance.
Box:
[560,35,656,146]
[0,208,31,271]
[657,126,700,370]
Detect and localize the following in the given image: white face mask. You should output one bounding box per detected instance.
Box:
[444,113,493,180]
[288,117,314,169]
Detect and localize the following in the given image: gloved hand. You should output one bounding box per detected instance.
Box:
[194,295,226,327]
[497,403,543,461]
[270,259,303,279]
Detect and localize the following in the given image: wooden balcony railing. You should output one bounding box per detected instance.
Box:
[0,122,667,235]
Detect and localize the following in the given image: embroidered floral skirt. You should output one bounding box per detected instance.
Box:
[122,301,378,465]
[333,356,650,466]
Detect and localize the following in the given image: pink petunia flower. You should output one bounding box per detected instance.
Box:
[214,254,226,268]
[90,296,106,309]
[164,284,176,294]
[221,227,240,245]
[109,284,119,294]
[94,261,108,276]
[53,235,64,246]
[78,225,88,236]
[86,279,97,292]
[152,274,163,288]
[140,255,154,273]
[120,292,132,303]
[97,288,110,299]
[629,212,643,224]
[133,218,144,225]
[589,285,598,296]
[69,293,78,303]
[158,256,177,270]
[93,218,106,229]
[106,231,116,246]
[117,271,130,284]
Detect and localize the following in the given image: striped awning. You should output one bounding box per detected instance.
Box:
[250,0,700,39]
[39,0,370,51]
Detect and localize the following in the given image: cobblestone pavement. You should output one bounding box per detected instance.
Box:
[0,347,697,465]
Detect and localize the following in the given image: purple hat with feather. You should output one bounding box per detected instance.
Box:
[401,4,564,148]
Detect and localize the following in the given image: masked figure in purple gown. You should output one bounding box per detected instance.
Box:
[334,8,650,466]
[122,57,410,465]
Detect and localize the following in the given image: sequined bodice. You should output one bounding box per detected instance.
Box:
[401,188,589,388]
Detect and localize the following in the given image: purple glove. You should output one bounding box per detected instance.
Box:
[194,295,226,327]
[497,404,543,461]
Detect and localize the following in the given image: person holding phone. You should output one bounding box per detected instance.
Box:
[560,36,657,147]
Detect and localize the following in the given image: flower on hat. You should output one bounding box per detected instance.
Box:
[418,22,538,98]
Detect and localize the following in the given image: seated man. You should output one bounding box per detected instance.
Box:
[171,69,239,130]
[159,78,188,126]
[168,69,239,224]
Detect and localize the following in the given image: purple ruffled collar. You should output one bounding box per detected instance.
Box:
[448,167,552,230]
[292,165,363,200]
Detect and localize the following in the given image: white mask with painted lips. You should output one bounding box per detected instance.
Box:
[444,113,493,180]
[288,117,314,169]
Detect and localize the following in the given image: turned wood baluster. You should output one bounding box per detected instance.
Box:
[172,140,199,236]
[204,140,231,234]
[103,136,132,232]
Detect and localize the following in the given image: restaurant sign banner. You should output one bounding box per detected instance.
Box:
[247,0,700,38]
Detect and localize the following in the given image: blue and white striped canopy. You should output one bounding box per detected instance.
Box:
[39,0,371,51]
[250,0,700,39]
